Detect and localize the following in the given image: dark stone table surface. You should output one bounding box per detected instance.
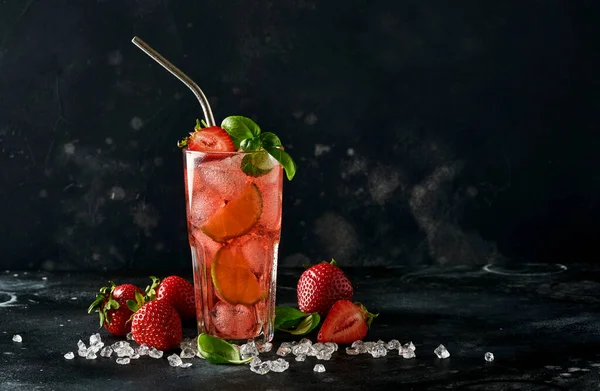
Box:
[1,264,600,390]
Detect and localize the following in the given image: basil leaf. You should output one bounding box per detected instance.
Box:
[221,116,261,149]
[275,306,308,329]
[287,313,320,335]
[197,333,253,365]
[241,151,274,177]
[275,306,320,335]
[264,146,296,181]
[260,132,282,148]
[240,137,263,152]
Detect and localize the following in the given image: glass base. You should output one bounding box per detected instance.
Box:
[482,263,567,277]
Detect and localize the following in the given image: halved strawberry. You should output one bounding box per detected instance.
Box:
[179,120,236,153]
[317,300,377,344]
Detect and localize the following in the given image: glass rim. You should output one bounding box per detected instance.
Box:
[182,148,252,156]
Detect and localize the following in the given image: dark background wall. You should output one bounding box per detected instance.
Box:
[0,0,597,271]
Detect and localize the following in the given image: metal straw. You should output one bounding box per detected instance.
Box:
[131,36,215,127]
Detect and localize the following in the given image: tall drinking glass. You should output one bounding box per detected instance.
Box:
[183,149,283,344]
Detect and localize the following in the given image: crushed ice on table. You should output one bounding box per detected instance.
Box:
[180,362,193,368]
[268,358,290,373]
[240,341,259,359]
[179,338,197,350]
[113,341,135,358]
[136,344,149,356]
[292,342,310,356]
[386,339,400,350]
[370,344,387,358]
[77,340,86,351]
[316,350,332,361]
[351,341,366,354]
[148,347,163,359]
[85,350,97,360]
[313,364,326,373]
[116,357,130,365]
[324,342,338,352]
[250,358,270,375]
[434,344,450,359]
[100,347,113,358]
[484,352,494,362]
[345,347,360,355]
[89,333,102,346]
[400,341,416,359]
[257,341,273,353]
[12,334,22,343]
[276,346,292,357]
[64,352,74,360]
[168,354,183,367]
[130,354,140,359]
[180,347,196,359]
[295,354,306,362]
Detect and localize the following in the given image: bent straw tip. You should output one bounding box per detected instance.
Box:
[131,36,140,44]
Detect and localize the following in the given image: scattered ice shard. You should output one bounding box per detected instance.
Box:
[434,344,450,359]
[316,350,332,360]
[269,358,290,372]
[240,341,259,359]
[370,344,387,358]
[180,347,196,359]
[136,344,149,356]
[276,346,291,357]
[89,333,102,346]
[386,339,400,350]
[292,342,310,356]
[400,342,416,359]
[299,338,312,346]
[77,340,86,351]
[85,350,97,360]
[116,345,135,357]
[116,357,130,365]
[180,362,193,368]
[250,358,270,375]
[257,342,273,353]
[351,341,366,354]
[12,335,22,343]
[148,347,163,359]
[295,354,306,362]
[313,364,326,373]
[345,347,360,355]
[100,346,113,358]
[64,352,75,360]
[484,352,494,362]
[179,339,196,350]
[324,342,338,352]
[126,332,134,340]
[168,354,183,367]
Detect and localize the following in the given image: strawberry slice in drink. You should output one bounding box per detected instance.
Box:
[184,123,236,153]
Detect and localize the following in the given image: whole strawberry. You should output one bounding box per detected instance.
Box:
[297,259,353,316]
[156,276,196,320]
[131,300,182,351]
[88,282,143,336]
[317,300,377,344]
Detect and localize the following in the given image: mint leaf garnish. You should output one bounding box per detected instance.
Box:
[221,116,297,180]
[221,116,261,149]
[197,333,253,365]
[275,306,320,335]
[264,146,296,180]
